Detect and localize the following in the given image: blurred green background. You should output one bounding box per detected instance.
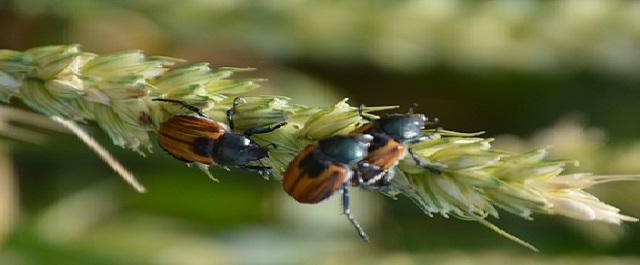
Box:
[1,0,640,264]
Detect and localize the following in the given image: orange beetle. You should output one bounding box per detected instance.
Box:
[283,134,375,241]
[155,98,286,176]
[352,104,440,189]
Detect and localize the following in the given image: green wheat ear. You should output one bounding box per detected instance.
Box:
[1,45,639,251]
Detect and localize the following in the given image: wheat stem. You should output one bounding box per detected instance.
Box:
[50,116,146,193]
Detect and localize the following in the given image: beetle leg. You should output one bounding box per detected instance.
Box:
[378,169,394,188]
[342,183,369,242]
[153,98,208,118]
[406,134,441,173]
[226,97,245,131]
[407,147,443,174]
[239,165,271,171]
[228,97,288,134]
[360,173,394,190]
[356,162,390,190]
[258,159,273,177]
[244,122,288,136]
[239,165,272,176]
[406,134,438,145]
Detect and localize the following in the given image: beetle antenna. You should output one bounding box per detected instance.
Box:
[153,98,208,118]
[342,183,369,242]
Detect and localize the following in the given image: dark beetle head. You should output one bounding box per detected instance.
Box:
[374,113,426,142]
[215,133,268,166]
[317,134,373,165]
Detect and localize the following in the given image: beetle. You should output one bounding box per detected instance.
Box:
[154,97,286,176]
[352,104,441,189]
[282,105,441,242]
[282,134,378,241]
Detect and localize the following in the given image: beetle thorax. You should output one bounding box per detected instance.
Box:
[317,135,371,165]
[214,133,267,166]
[377,114,426,142]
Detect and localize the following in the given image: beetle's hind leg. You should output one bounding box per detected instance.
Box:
[153,98,208,118]
[244,122,288,136]
[355,162,391,190]
[342,183,370,242]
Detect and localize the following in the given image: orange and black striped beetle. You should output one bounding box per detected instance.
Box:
[352,104,441,189]
[283,134,376,241]
[154,98,286,176]
[283,104,440,242]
